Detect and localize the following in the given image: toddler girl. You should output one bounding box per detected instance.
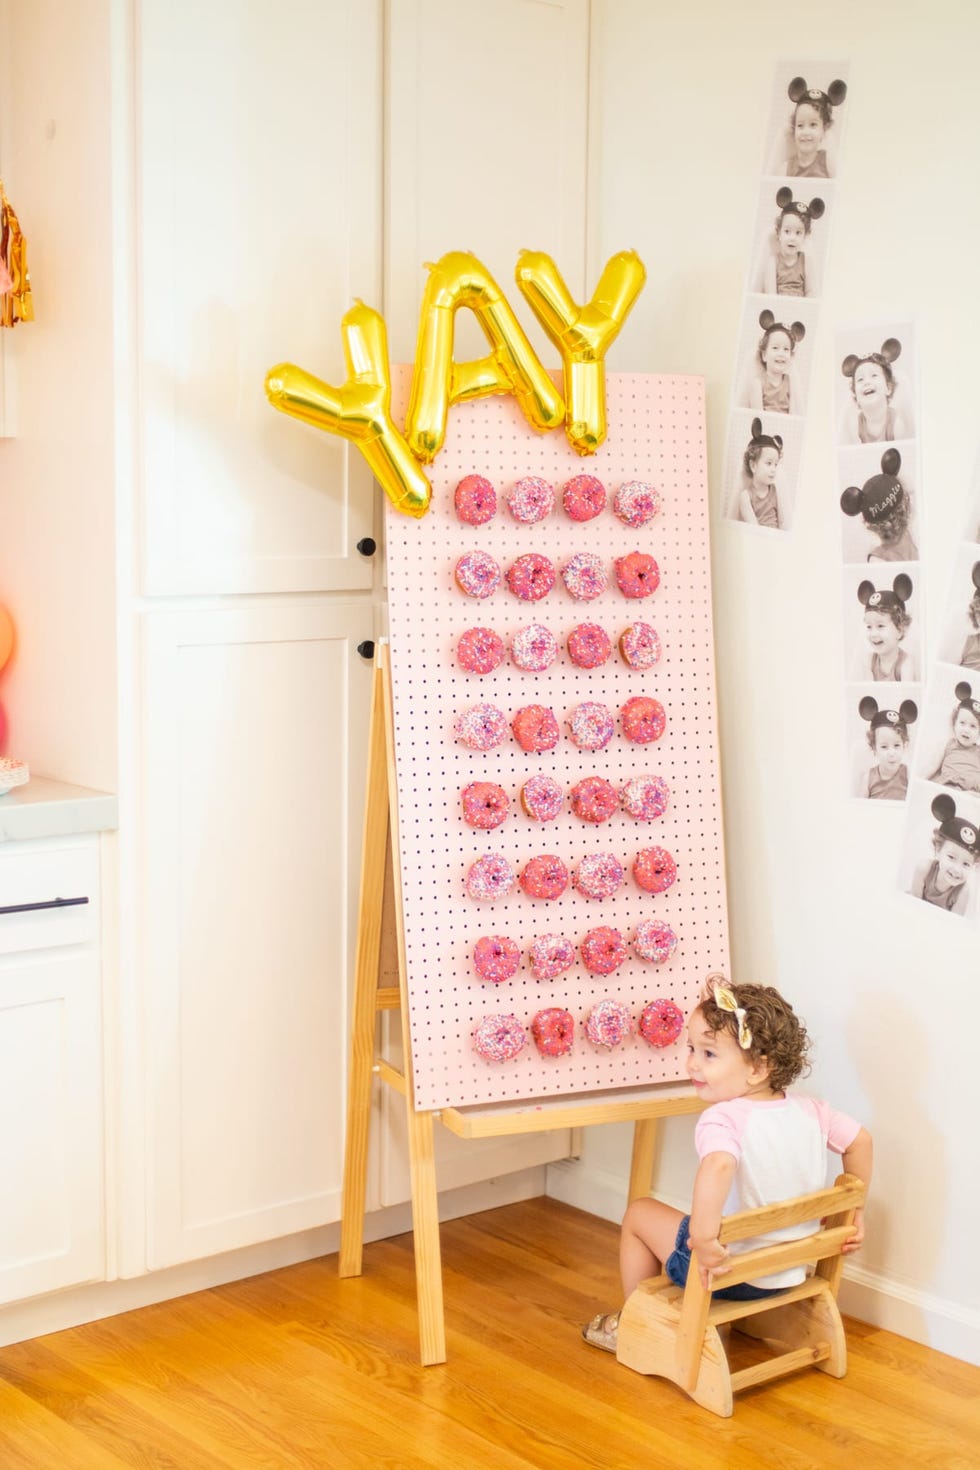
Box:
[763,189,824,298]
[841,339,911,444]
[859,697,916,800]
[909,794,978,915]
[959,562,980,671]
[582,979,872,1353]
[749,311,804,415]
[736,419,782,529]
[928,683,980,792]
[784,76,847,178]
[840,449,919,562]
[857,576,914,681]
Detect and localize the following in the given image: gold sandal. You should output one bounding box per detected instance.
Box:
[581,1310,620,1353]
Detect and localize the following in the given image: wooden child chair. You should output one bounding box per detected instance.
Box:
[615,1172,866,1418]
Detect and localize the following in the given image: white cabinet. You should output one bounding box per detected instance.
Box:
[0,838,104,1303]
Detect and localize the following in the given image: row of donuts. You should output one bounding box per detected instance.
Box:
[466,852,678,904]
[462,774,670,829]
[456,698,666,753]
[455,550,659,602]
[457,621,662,674]
[472,923,678,983]
[455,473,662,528]
[473,996,684,1063]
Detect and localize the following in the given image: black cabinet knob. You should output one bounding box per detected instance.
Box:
[356,537,377,557]
[357,640,375,661]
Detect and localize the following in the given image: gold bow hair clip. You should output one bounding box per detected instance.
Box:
[709,977,753,1050]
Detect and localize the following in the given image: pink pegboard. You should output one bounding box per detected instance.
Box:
[385,371,730,1110]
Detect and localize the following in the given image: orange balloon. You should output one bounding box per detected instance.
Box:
[0,604,14,672]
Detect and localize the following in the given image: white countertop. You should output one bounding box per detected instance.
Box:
[0,777,118,843]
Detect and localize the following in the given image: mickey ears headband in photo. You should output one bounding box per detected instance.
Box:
[749,416,783,454]
[931,792,980,853]
[859,696,918,731]
[841,338,902,381]
[954,680,980,719]
[788,76,848,109]
[841,448,904,522]
[857,573,913,613]
[775,186,825,221]
[708,976,753,1050]
[759,308,806,344]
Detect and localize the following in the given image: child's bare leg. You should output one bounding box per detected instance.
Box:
[620,1198,685,1298]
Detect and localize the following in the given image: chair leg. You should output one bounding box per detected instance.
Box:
[617,1283,734,1417]
[733,1289,848,1378]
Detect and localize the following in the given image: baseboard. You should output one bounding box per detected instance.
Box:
[546,1160,980,1367]
[0,1166,547,1350]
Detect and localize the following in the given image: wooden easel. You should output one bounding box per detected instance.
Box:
[339,641,704,1365]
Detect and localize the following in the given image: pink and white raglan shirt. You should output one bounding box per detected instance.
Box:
[695,1095,862,1288]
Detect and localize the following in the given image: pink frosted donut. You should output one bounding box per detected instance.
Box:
[561,552,608,602]
[461,781,510,830]
[520,854,569,901]
[455,550,501,599]
[574,852,625,901]
[567,701,615,752]
[455,703,508,751]
[633,846,677,894]
[633,920,678,964]
[472,935,522,984]
[614,552,660,600]
[585,998,632,1049]
[528,933,576,980]
[511,624,558,673]
[520,775,564,822]
[570,776,619,825]
[580,925,628,975]
[621,696,666,745]
[614,481,662,528]
[619,622,662,670]
[567,622,612,670]
[506,476,555,524]
[455,474,497,525]
[473,1012,528,1062]
[621,776,670,822]
[532,1008,575,1058]
[562,474,607,522]
[457,626,506,675]
[506,553,556,602]
[466,854,518,902]
[512,704,560,754]
[639,998,684,1047]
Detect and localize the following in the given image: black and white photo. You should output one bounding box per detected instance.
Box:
[835,324,916,447]
[847,689,918,802]
[838,443,920,565]
[844,566,920,684]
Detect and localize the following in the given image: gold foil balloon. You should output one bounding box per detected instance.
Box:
[265,301,430,518]
[515,249,647,454]
[0,604,13,670]
[406,251,565,463]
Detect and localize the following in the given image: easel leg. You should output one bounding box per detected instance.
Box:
[406,1104,447,1365]
[628,1118,658,1203]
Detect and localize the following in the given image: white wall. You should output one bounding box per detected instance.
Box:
[0,0,117,792]
[547,0,980,1363]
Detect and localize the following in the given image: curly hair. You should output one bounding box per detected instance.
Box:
[968,591,980,633]
[869,493,910,545]
[698,981,811,1092]
[865,719,909,755]
[865,602,911,638]
[792,94,834,129]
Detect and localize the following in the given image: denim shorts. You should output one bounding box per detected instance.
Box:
[665,1215,786,1302]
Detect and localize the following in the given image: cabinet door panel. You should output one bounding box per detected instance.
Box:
[0,948,104,1302]
[143,604,373,1266]
[138,0,382,595]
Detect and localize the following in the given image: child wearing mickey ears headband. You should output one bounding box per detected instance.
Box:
[859,697,916,800]
[784,76,847,178]
[736,418,783,529]
[582,978,872,1354]
[840,449,919,563]
[857,575,915,682]
[959,562,980,672]
[764,188,824,298]
[928,682,980,792]
[841,338,913,445]
[749,310,804,415]
[909,794,979,916]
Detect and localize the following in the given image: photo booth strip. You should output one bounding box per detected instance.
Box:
[384,371,730,1110]
[723,60,849,534]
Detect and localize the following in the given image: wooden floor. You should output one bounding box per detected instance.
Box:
[0,1198,975,1469]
